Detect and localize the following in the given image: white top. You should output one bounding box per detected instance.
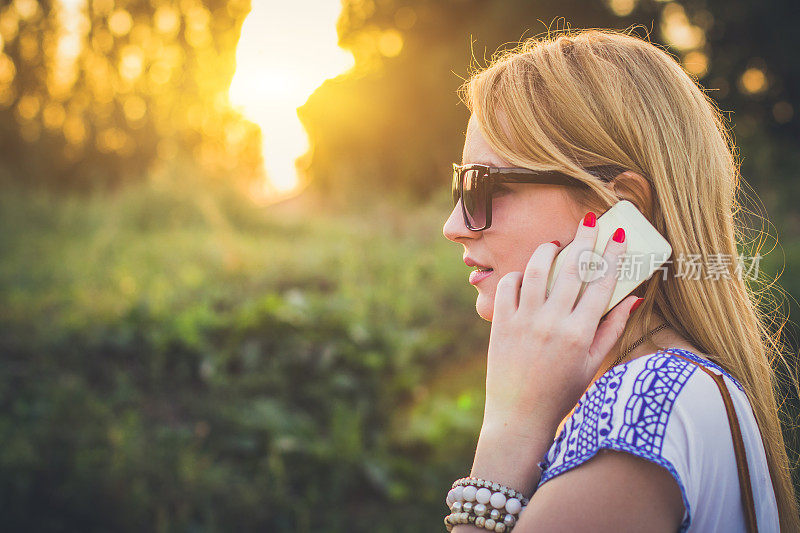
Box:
[536,347,779,532]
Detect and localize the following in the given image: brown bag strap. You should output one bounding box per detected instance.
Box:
[672,353,758,533]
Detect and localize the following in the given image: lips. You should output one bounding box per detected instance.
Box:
[464,256,493,270]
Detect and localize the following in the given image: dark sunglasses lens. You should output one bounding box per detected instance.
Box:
[463,168,487,229]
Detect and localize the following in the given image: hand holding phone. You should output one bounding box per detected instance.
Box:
[545,200,672,316]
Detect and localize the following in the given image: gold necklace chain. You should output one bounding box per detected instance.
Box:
[609,323,669,368]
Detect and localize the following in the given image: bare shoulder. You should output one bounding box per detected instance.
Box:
[518,448,684,532]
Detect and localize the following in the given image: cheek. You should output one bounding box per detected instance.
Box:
[496,197,572,262]
[492,235,544,275]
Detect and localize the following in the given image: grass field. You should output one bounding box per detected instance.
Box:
[0,176,493,531]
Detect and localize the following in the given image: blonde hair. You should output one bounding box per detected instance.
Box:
[458,27,800,531]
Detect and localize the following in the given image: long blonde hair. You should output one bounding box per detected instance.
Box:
[458,27,800,531]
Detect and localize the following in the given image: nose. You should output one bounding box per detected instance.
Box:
[443,201,480,242]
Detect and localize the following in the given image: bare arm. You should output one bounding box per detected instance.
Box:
[517,449,684,531]
[451,425,551,533]
[454,441,684,533]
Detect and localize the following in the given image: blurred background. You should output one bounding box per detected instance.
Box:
[0,0,798,531]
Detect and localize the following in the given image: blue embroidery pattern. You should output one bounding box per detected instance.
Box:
[535,348,707,532]
[664,347,745,393]
[619,353,695,453]
[537,363,627,472]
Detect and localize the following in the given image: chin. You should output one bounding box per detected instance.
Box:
[475,292,494,322]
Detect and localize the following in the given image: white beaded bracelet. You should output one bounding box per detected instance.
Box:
[451,477,530,505]
[444,477,529,531]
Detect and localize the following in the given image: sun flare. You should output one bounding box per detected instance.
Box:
[228,1,355,201]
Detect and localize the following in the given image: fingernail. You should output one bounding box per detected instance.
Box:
[612,227,625,243]
[582,211,596,227]
[629,297,644,315]
[550,240,561,247]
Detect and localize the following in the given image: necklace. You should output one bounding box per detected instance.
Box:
[609,322,669,368]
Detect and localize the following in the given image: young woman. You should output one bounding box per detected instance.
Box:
[442,29,799,532]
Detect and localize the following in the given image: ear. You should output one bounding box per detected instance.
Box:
[609,171,654,220]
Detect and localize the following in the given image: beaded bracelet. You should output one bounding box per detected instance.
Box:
[444,504,522,532]
[449,477,530,506]
[444,477,529,531]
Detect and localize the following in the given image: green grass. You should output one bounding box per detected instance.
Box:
[0,177,490,532]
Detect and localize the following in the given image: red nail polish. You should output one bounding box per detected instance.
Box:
[612,227,625,243]
[550,240,561,247]
[582,211,596,227]
[629,298,644,315]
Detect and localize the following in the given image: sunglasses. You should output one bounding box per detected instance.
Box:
[451,163,625,230]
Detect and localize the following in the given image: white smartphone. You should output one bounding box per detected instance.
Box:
[544,200,672,317]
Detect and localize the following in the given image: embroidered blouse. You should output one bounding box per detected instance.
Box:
[535,347,780,532]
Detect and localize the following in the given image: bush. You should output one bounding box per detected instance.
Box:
[0,182,489,532]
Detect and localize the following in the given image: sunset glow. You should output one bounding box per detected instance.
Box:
[229,2,355,201]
